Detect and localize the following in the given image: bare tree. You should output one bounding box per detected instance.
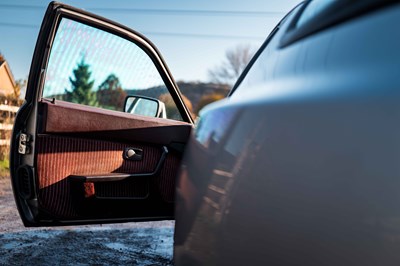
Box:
[208,45,254,86]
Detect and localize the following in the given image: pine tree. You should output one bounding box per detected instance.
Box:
[63,58,97,106]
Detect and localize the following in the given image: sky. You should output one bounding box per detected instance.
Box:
[44,17,169,96]
[0,0,300,84]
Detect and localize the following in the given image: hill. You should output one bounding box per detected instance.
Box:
[126,81,230,114]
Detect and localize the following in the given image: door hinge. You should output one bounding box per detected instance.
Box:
[18,133,32,154]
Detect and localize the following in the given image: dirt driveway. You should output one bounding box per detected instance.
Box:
[0,177,174,265]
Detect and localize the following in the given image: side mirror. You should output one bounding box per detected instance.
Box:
[124,95,166,118]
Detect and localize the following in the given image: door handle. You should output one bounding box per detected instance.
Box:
[123,147,143,161]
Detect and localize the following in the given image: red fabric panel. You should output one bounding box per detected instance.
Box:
[36,135,179,218]
[156,151,181,203]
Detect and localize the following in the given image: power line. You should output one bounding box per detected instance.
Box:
[0,22,37,29]
[0,4,286,17]
[89,8,285,17]
[145,31,263,40]
[0,22,264,40]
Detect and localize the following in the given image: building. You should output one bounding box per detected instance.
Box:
[0,59,16,96]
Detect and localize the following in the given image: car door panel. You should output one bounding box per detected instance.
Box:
[36,135,181,219]
[11,2,193,226]
[29,100,190,222]
[34,100,189,219]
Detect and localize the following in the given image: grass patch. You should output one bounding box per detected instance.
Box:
[0,158,10,178]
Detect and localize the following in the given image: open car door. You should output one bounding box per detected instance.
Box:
[10,2,193,226]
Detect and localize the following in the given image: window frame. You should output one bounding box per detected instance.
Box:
[31,5,193,123]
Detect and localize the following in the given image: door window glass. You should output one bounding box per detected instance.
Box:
[43,18,183,121]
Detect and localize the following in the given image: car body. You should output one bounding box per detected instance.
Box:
[11,0,400,265]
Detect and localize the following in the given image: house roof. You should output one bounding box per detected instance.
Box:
[0,60,16,95]
[0,60,16,87]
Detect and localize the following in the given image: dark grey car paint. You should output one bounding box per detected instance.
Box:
[174,3,400,265]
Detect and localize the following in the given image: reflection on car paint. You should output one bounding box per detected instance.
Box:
[194,107,237,149]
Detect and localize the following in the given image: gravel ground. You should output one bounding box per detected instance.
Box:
[0,176,174,265]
